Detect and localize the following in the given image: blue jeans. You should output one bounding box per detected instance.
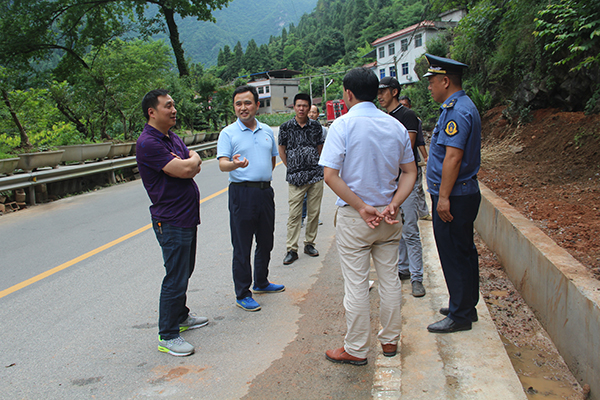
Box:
[398,184,424,283]
[152,220,197,340]
[415,166,430,217]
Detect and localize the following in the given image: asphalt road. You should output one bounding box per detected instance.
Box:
[0,153,378,399]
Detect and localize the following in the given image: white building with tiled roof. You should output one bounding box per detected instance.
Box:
[244,69,302,114]
[371,9,466,85]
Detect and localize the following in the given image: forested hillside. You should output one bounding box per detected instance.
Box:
[1,0,598,156]
[213,0,427,77]
[213,0,600,124]
[151,0,319,66]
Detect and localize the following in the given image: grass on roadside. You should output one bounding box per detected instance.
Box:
[257,112,294,127]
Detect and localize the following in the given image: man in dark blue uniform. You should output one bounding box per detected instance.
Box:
[423,54,482,333]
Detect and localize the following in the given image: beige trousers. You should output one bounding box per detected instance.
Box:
[286,180,324,252]
[335,205,403,358]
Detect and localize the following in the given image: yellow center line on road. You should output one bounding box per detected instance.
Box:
[0,187,230,300]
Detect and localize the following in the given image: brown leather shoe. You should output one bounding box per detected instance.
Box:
[381,343,397,357]
[325,347,367,366]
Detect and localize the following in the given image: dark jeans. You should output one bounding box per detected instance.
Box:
[152,219,197,340]
[228,184,275,299]
[431,192,481,325]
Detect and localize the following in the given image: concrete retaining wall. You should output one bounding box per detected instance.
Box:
[475,184,600,399]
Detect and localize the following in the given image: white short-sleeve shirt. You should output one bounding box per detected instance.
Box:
[319,101,414,207]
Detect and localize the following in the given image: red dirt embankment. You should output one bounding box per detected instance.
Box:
[478,106,600,279]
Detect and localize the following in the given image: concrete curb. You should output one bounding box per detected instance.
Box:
[372,200,526,399]
[475,183,599,399]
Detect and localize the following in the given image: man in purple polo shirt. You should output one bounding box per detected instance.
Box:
[136,89,207,357]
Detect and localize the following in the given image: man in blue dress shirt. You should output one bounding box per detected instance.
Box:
[423,54,482,334]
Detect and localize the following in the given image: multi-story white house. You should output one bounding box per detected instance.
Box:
[245,69,302,114]
[371,9,466,85]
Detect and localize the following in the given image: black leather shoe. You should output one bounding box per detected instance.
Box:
[411,281,426,297]
[399,272,410,280]
[439,307,478,322]
[427,317,472,333]
[304,244,319,257]
[283,251,298,265]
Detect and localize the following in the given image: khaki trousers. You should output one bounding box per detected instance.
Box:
[286,180,324,252]
[335,206,403,358]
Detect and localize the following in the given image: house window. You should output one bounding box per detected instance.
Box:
[402,62,409,75]
[283,86,286,93]
[266,86,270,93]
[415,34,422,48]
[400,39,408,52]
[378,47,385,58]
[380,69,386,79]
[266,99,271,107]
[258,87,264,94]
[390,66,396,77]
[388,43,395,56]
[283,97,287,106]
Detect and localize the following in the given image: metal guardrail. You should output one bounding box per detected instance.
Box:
[0,141,217,205]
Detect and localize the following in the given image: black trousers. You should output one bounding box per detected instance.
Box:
[228,183,275,299]
[431,192,481,325]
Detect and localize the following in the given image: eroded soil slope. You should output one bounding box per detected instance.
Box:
[479,106,600,278]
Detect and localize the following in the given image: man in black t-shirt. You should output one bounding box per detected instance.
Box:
[400,95,432,221]
[377,77,426,298]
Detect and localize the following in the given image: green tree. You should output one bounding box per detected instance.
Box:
[47,39,175,142]
[0,0,231,78]
[311,28,345,66]
[194,73,221,130]
[244,39,261,72]
[259,44,272,71]
[90,39,174,139]
[217,48,226,66]
[283,45,304,70]
[343,0,368,54]
[269,38,285,69]
[534,0,600,72]
[451,1,504,80]
[137,0,231,76]
[232,41,244,76]
[213,85,234,126]
[222,45,233,64]
[0,0,135,74]
[0,85,80,149]
[0,67,32,148]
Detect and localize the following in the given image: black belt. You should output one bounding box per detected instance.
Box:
[230,181,271,189]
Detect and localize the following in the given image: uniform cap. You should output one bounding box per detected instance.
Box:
[378,76,401,92]
[423,54,468,77]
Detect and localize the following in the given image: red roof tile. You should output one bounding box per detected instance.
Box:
[372,21,436,46]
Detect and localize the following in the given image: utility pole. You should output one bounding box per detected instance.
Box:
[323,75,326,105]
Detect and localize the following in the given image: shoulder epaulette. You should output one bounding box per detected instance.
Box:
[443,98,457,109]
